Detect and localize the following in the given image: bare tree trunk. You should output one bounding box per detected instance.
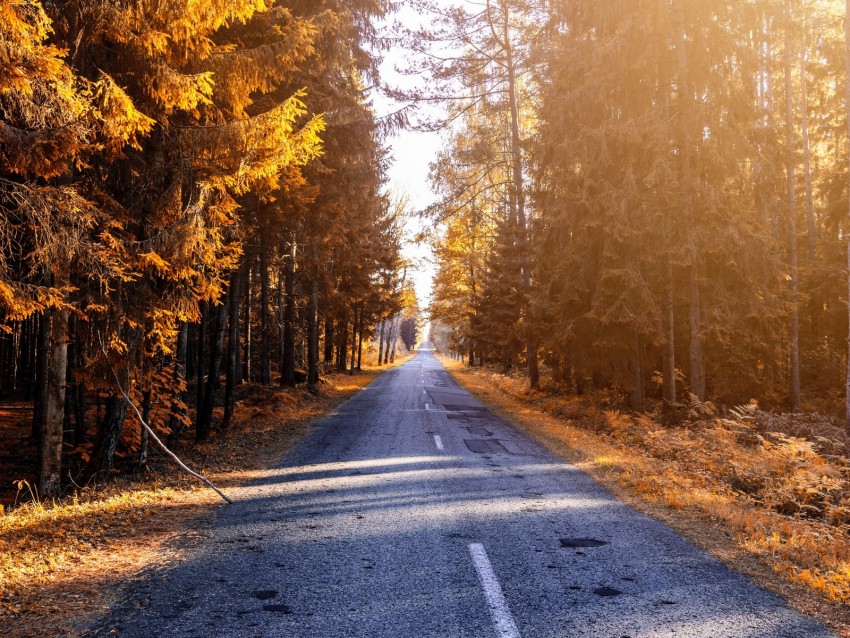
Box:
[383,314,394,365]
[390,314,400,363]
[337,312,348,372]
[357,306,364,371]
[243,260,252,382]
[800,23,817,261]
[38,308,68,498]
[196,301,206,421]
[631,333,645,409]
[69,315,86,445]
[223,269,242,428]
[88,394,128,477]
[87,337,133,478]
[32,312,48,442]
[688,275,705,400]
[281,240,297,386]
[527,333,539,387]
[349,305,358,375]
[662,258,677,405]
[197,301,227,440]
[307,274,319,394]
[324,318,334,364]
[377,319,385,366]
[26,316,38,399]
[675,2,705,401]
[277,252,284,374]
[137,388,151,468]
[259,240,272,385]
[167,322,188,443]
[844,0,850,449]
[785,3,801,410]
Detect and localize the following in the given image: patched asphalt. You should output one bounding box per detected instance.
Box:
[84,349,835,637]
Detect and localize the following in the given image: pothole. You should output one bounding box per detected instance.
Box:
[560,538,609,548]
[253,590,278,600]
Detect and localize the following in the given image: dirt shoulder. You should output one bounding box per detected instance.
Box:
[0,357,411,638]
[437,355,850,638]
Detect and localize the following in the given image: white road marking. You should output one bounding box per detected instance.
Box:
[434,434,444,450]
[468,543,521,638]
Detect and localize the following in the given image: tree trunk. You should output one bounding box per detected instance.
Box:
[26,316,38,399]
[167,322,188,442]
[69,315,86,445]
[223,269,242,428]
[844,0,850,449]
[800,21,817,261]
[308,274,319,394]
[281,241,297,386]
[785,3,801,410]
[337,312,348,372]
[87,392,128,478]
[357,307,364,371]
[197,301,227,440]
[390,315,399,363]
[662,258,677,405]
[324,318,334,364]
[259,240,271,385]
[32,312,49,442]
[377,319,385,366]
[676,2,705,401]
[688,275,705,400]
[382,316,391,365]
[137,388,152,468]
[349,306,358,375]
[243,260,252,382]
[38,308,68,498]
[631,333,645,410]
[195,301,206,421]
[527,332,539,388]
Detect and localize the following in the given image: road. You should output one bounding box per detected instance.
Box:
[87,349,834,637]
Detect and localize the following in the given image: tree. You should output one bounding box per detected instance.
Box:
[393,0,543,383]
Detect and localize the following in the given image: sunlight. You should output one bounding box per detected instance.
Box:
[271,456,456,477]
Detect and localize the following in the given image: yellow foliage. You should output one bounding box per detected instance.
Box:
[91,73,156,153]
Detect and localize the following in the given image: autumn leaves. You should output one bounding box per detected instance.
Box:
[1,1,406,496]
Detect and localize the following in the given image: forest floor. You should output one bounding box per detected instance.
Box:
[438,355,850,638]
[0,354,412,638]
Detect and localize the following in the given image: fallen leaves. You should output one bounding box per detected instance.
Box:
[0,359,410,638]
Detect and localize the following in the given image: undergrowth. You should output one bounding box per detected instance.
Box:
[441,358,850,607]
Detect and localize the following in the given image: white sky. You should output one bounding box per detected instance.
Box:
[371,3,456,313]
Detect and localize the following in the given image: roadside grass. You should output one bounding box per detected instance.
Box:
[0,353,412,638]
[438,355,850,637]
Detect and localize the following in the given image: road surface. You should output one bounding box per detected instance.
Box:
[87,349,834,637]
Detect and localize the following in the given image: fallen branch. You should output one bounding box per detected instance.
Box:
[99,335,233,504]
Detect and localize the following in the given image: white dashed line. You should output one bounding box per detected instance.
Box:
[434,434,444,450]
[468,543,521,638]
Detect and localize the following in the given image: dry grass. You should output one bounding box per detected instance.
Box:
[438,355,850,637]
[0,353,412,638]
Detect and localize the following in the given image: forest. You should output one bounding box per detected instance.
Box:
[0,0,420,500]
[5,0,850,633]
[424,0,850,441]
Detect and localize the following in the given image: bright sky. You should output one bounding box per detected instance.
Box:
[371,3,455,314]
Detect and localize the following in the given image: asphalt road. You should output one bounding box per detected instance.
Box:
[87,349,834,637]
